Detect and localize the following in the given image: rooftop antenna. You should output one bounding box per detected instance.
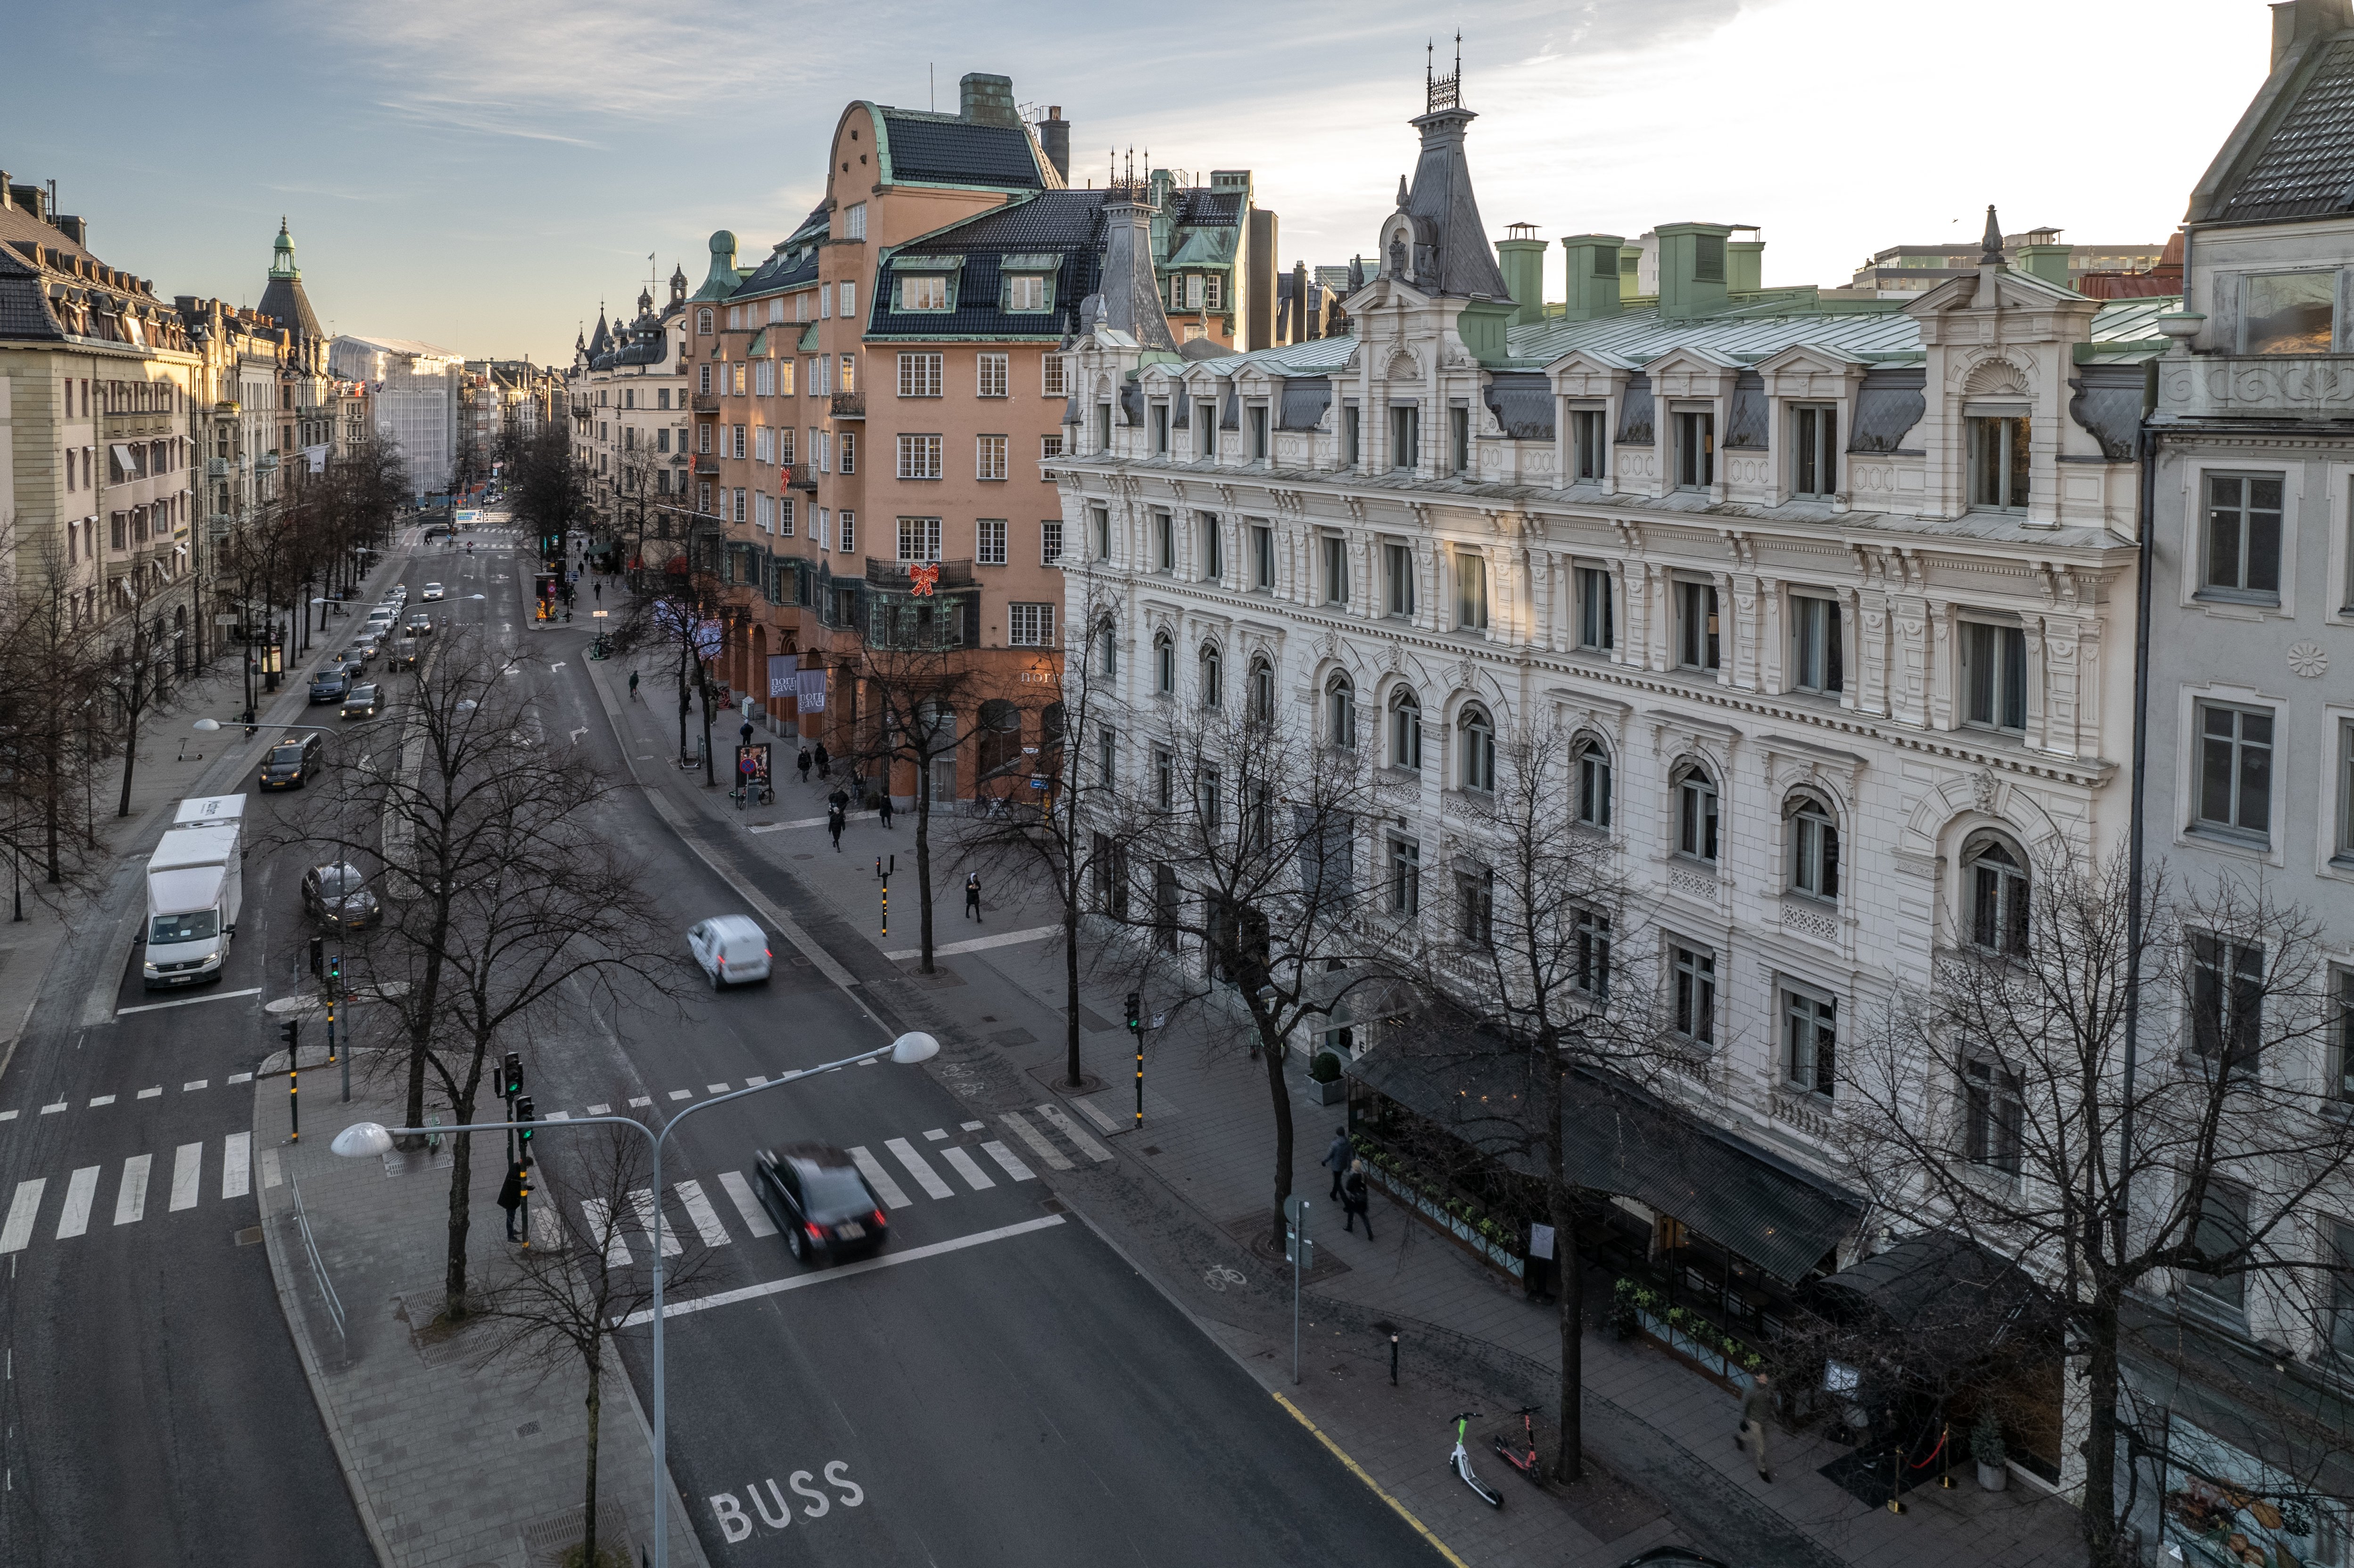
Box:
[929,63,935,112]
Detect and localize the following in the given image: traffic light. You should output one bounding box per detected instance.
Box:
[308,936,324,977]
[516,1097,536,1147]
[326,952,342,985]
[279,1019,300,1054]
[502,1052,523,1099]
[1125,992,1141,1033]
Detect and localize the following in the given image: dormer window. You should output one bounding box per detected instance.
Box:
[1007,275,1048,312]
[1791,405,1838,498]
[1673,408,1714,489]
[1968,416,2030,511]
[1569,408,1605,481]
[900,276,948,312]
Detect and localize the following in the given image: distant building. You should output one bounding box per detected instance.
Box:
[567,267,691,552]
[1848,227,2164,297]
[330,334,465,499]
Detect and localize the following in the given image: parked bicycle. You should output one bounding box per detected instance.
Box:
[1448,1413,1503,1509]
[1491,1406,1545,1488]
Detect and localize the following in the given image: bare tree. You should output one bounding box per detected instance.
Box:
[98,594,173,818]
[1837,847,2354,1568]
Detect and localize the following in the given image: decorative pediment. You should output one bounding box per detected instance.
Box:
[1752,342,1868,402]
[1546,347,1636,400]
[1643,345,1744,401]
[1962,356,2032,397]
[1902,265,2098,337]
[1759,733,1866,811]
[1545,687,1631,743]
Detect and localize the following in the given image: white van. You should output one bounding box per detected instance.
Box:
[686,916,771,989]
[144,824,244,988]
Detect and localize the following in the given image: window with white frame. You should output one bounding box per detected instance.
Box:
[976,353,1009,398]
[1456,869,1494,948]
[1574,909,1611,998]
[2337,719,2354,864]
[1968,416,2030,511]
[897,353,944,396]
[2185,1184,2250,1308]
[1672,943,1716,1045]
[2331,1218,2354,1356]
[1326,675,1355,749]
[776,360,794,397]
[1092,619,1116,680]
[839,431,856,474]
[1570,408,1606,481]
[896,434,942,479]
[1152,749,1173,809]
[1960,621,2027,732]
[1454,549,1487,631]
[2240,270,2335,354]
[807,358,822,394]
[838,354,856,394]
[976,435,1008,481]
[1007,275,1048,312]
[1384,543,1416,617]
[1792,404,1838,497]
[1675,763,1718,862]
[1154,633,1174,695]
[1041,520,1062,566]
[1198,644,1222,708]
[698,363,712,396]
[1783,987,1835,1096]
[1090,503,1110,559]
[1458,707,1495,792]
[2201,473,2284,602]
[842,202,866,241]
[1389,689,1422,770]
[837,511,855,551]
[838,281,854,318]
[1788,793,1840,901]
[1322,535,1350,603]
[1676,580,1719,672]
[1674,408,1715,489]
[1041,354,1068,398]
[1388,835,1421,916]
[1251,523,1273,590]
[1041,432,1065,459]
[1965,834,2030,956]
[1790,593,1842,694]
[1198,513,1222,581]
[794,292,809,323]
[1008,603,1055,647]
[820,286,832,320]
[897,517,941,562]
[2194,701,2273,842]
[1963,1056,2023,1174]
[777,496,795,536]
[2189,932,2265,1067]
[814,430,830,472]
[1578,565,1614,652]
[1248,656,1273,722]
[976,519,1007,565]
[756,360,775,397]
[1153,511,1173,571]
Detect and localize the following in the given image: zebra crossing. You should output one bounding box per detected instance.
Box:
[0,1133,259,1256]
[577,1108,1106,1267]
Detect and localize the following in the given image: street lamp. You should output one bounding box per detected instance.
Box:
[330,1029,940,1568]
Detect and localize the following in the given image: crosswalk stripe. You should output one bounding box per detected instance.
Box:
[168,1143,201,1212]
[628,1188,683,1255]
[674,1180,731,1247]
[716,1170,776,1237]
[222,1133,252,1200]
[938,1146,995,1191]
[846,1146,912,1208]
[1,1180,45,1252]
[980,1140,1037,1182]
[1000,1110,1073,1171]
[115,1155,151,1225]
[884,1138,954,1200]
[55,1167,99,1239]
[530,1202,564,1250]
[582,1199,631,1267]
[1032,1104,1115,1164]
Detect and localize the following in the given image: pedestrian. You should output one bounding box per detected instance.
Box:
[828,785,850,818]
[965,871,983,922]
[828,807,845,852]
[796,746,812,783]
[593,582,602,604]
[1342,1161,1373,1239]
[496,1160,530,1243]
[1737,1371,1775,1482]
[739,718,754,750]
[814,742,831,779]
[628,669,639,701]
[1323,1127,1352,1201]
[877,792,895,829]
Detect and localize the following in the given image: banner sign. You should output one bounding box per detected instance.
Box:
[767,655,796,699]
[795,668,826,713]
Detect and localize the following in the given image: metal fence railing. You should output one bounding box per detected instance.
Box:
[286,1168,347,1358]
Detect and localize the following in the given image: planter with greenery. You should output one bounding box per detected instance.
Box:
[1307,1050,1346,1105]
[1971,1410,2008,1491]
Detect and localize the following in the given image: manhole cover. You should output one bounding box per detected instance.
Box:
[234,1226,263,1246]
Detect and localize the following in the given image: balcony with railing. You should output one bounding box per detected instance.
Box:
[830,393,865,421]
[865,557,974,590]
[691,393,719,413]
[692,454,719,476]
[2155,343,2354,421]
[206,457,231,478]
[785,462,816,492]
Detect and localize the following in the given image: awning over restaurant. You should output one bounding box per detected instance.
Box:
[1815,1230,2041,1334]
[1347,1044,1860,1284]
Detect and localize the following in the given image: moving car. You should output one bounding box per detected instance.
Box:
[308,668,350,704]
[384,643,418,672]
[340,682,380,719]
[752,1144,890,1264]
[343,640,377,666]
[686,915,771,988]
[301,862,380,928]
[421,582,445,601]
[258,732,326,790]
[406,612,433,636]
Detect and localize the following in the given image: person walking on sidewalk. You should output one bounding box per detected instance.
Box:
[814,742,831,779]
[1342,1160,1373,1238]
[628,669,639,701]
[497,1161,530,1243]
[827,807,846,852]
[965,872,983,922]
[878,792,895,829]
[796,746,812,783]
[592,581,602,604]
[1737,1371,1775,1482]
[827,784,850,819]
[740,718,754,751]
[1323,1128,1352,1200]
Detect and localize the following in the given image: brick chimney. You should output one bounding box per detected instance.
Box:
[1035,106,1070,183]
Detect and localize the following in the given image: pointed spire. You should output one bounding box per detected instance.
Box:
[1980,205,2005,266]
[1396,174,1411,210]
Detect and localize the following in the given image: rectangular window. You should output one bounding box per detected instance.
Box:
[1151,404,1170,455]
[2332,1219,2354,1356]
[842,202,866,241]
[1206,275,1223,311]
[1573,910,1611,998]
[1385,543,1416,617]
[1252,524,1274,590]
[815,430,830,472]
[807,358,822,394]
[897,517,942,562]
[1673,945,1716,1045]
[733,488,747,524]
[2201,473,2284,601]
[838,281,854,319]
[896,434,942,479]
[977,353,1009,398]
[1248,405,1269,463]
[1042,354,1068,398]
[1095,404,1112,451]
[1097,734,1117,792]
[754,426,770,463]
[1388,836,1421,916]
[2338,721,2354,864]
[1965,1058,2023,1174]
[1790,594,1843,694]
[1570,408,1605,481]
[1153,748,1173,809]
[1154,512,1174,571]
[776,428,793,463]
[977,519,1007,565]
[1962,622,2028,732]
[2190,932,2265,1066]
[897,353,943,397]
[794,293,808,323]
[838,355,856,394]
[1576,742,1611,828]
[1677,580,1720,672]
[838,511,855,552]
[1674,409,1715,488]
[1008,275,1047,312]
[1198,403,1217,459]
[2241,270,2335,354]
[1792,404,1838,497]
[1198,514,1222,581]
[778,496,795,536]
[776,360,794,397]
[1323,535,1350,604]
[1454,549,1487,631]
[1389,405,1419,471]
[976,435,1008,481]
[821,287,832,320]
[1578,566,1614,652]
[1450,405,1470,474]
[2187,1185,2250,1308]
[1092,504,1111,560]
[699,363,712,395]
[755,359,773,398]
[2195,702,2273,840]
[1677,768,1718,861]
[1041,432,1065,460]
[733,424,746,459]
[1041,520,1062,566]
[1008,603,1056,647]
[1783,989,1835,1096]
[838,431,855,474]
[1968,416,2031,511]
[1341,404,1361,468]
[1455,871,1494,948]
[697,422,712,454]
[734,363,748,396]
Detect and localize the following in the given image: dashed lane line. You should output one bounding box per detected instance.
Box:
[114,987,264,1018]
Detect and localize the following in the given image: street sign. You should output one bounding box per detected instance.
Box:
[1286,1230,1313,1268]
[1284,1195,1309,1223]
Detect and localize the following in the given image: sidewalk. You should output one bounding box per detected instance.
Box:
[585,640,2086,1568]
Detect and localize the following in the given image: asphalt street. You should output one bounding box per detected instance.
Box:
[0,516,1445,1567]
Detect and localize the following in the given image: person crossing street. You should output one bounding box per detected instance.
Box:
[965,872,983,922]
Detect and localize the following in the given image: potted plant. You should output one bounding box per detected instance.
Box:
[1307,1050,1346,1105]
[1971,1410,2008,1491]
[1610,1279,1645,1340]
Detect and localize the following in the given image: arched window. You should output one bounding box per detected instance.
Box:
[1458,706,1495,792]
[696,307,714,336]
[1673,762,1718,863]
[1199,643,1222,708]
[1154,632,1174,695]
[1573,736,1612,828]
[1389,688,1422,770]
[1326,674,1356,750]
[1248,656,1274,721]
[1964,832,2030,956]
[1787,793,1840,900]
[1094,617,1117,680]
[978,698,1022,778]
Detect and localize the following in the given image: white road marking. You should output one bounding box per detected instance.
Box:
[137,1087,160,1099]
[938,1146,995,1191]
[583,1199,631,1267]
[922,1128,947,1141]
[960,1121,985,1131]
[0,1110,15,1122]
[54,1168,99,1239]
[221,1132,251,1199]
[183,1080,207,1092]
[87,1096,114,1108]
[586,1103,611,1115]
[675,1180,731,1247]
[545,1111,571,1122]
[884,1138,954,1200]
[716,1171,776,1238]
[228,1073,252,1084]
[1032,1104,1115,1164]
[999,1110,1072,1172]
[619,1216,1067,1326]
[0,1181,45,1252]
[259,1148,281,1190]
[668,1089,692,1101]
[628,1188,682,1255]
[882,924,1060,962]
[114,987,263,1018]
[704,1083,730,1095]
[743,1076,768,1088]
[168,1143,202,1212]
[531,1202,564,1250]
[1074,1097,1123,1135]
[629,1096,652,1108]
[980,1141,1036,1182]
[845,1146,911,1209]
[115,1155,152,1224]
[39,1104,63,1116]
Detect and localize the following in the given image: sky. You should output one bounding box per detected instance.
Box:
[5,0,2267,366]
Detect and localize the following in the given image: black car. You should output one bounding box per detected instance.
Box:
[341,682,381,719]
[308,668,349,704]
[753,1144,890,1264]
[301,862,380,928]
[258,731,326,791]
[384,643,418,672]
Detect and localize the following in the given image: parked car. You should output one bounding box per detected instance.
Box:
[307,669,350,704]
[406,613,433,636]
[300,862,380,928]
[340,683,380,719]
[752,1144,890,1264]
[421,582,445,601]
[686,915,771,988]
[258,732,326,790]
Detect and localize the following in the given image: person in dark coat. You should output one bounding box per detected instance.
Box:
[1342,1161,1373,1239]
[878,792,896,829]
[496,1161,530,1242]
[828,807,845,851]
[739,718,754,750]
[1323,1128,1352,1200]
[813,742,831,779]
[828,785,851,818]
[965,872,983,921]
[796,746,812,783]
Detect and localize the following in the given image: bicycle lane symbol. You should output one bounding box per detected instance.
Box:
[708,1461,865,1543]
[1203,1266,1247,1293]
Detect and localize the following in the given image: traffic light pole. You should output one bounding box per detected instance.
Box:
[1124,991,1144,1131]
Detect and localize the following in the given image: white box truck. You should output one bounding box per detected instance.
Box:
[143,798,246,989]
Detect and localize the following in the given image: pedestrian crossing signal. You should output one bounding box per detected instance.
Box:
[502,1052,523,1098]
[326,953,342,985]
[517,1097,536,1144]
[1125,992,1141,1033]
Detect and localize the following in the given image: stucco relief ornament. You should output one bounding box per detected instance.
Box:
[1972,769,1998,815]
[2289,641,2329,679]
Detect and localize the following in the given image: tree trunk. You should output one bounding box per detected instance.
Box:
[913,775,936,974]
[581,1343,603,1567]
[1260,1016,1296,1250]
[2079,1297,2126,1568]
[1065,890,1083,1087]
[1544,1046,1584,1482]
[444,1122,473,1320]
[698,668,717,787]
[116,668,140,820]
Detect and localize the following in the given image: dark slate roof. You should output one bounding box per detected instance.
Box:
[736,242,820,297]
[258,274,322,340]
[867,191,1107,340]
[586,312,611,357]
[2215,33,2354,222]
[1402,107,1512,301]
[0,248,62,339]
[1168,187,1243,228]
[879,109,1043,190]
